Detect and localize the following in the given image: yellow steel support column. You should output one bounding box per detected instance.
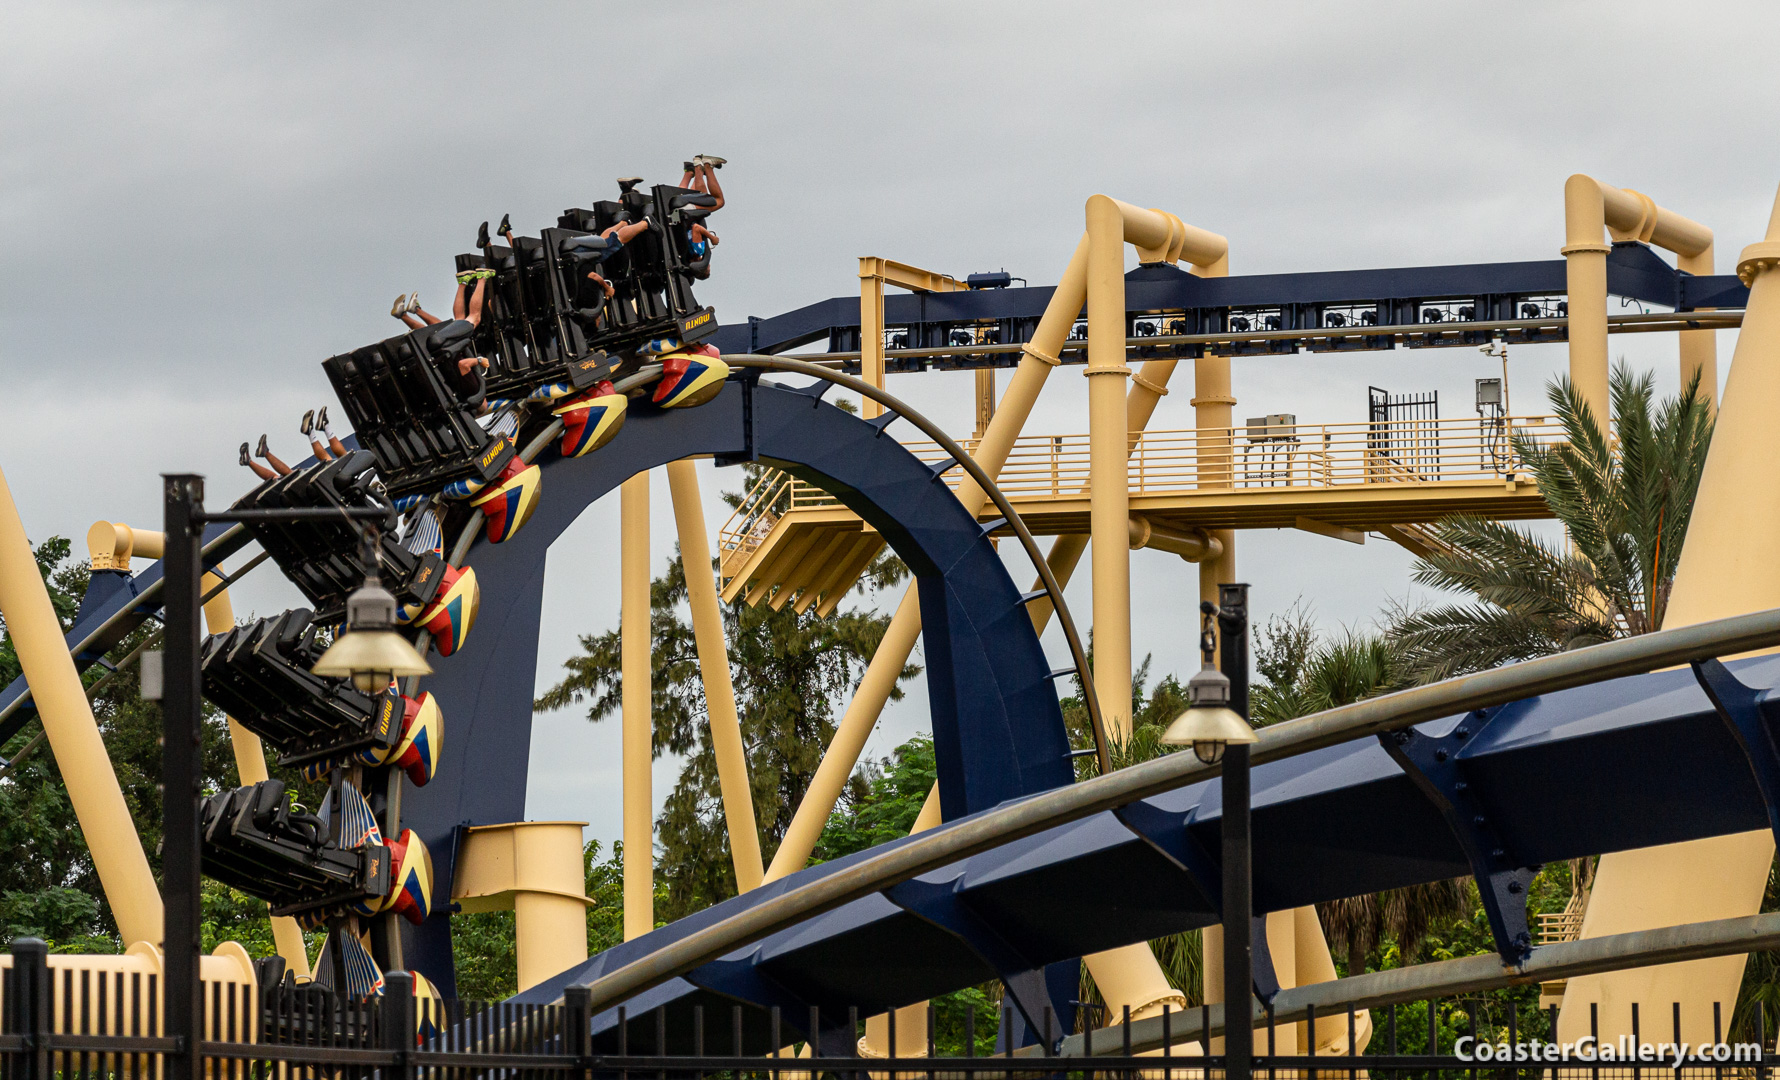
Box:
[858,258,966,420]
[1679,242,1719,410]
[0,471,162,947]
[974,368,996,441]
[454,821,594,993]
[620,472,653,940]
[1563,175,1714,423]
[859,269,886,420]
[1085,194,1138,741]
[1558,185,1780,1049]
[666,459,764,893]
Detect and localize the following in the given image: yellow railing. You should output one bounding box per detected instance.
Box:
[716,469,797,581]
[791,415,1558,506]
[718,414,1561,581]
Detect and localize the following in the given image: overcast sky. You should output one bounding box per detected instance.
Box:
[6,1,1779,847]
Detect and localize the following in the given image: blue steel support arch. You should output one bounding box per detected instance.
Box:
[400,375,1076,996]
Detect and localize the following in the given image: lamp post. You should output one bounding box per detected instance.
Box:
[159,475,425,1079]
[1161,583,1255,1080]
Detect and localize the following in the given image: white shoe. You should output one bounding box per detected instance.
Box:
[404,292,421,315]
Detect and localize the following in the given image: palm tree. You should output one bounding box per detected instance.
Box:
[1389,363,1713,685]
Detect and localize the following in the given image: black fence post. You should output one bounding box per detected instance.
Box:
[161,474,205,1080]
[563,987,592,1080]
[11,938,49,1080]
[381,972,415,1080]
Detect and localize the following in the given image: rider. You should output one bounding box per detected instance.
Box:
[240,434,292,481]
[677,156,725,279]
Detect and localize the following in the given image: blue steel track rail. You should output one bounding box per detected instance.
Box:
[712,241,1748,362]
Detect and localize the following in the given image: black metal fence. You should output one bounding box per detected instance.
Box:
[5,939,1774,1080]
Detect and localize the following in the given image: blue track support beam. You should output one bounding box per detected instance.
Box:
[401,378,1072,993]
[1694,659,1780,849]
[885,872,1072,1045]
[1377,713,1538,965]
[710,247,1750,360]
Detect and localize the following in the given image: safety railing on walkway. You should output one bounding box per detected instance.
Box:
[717,416,1560,582]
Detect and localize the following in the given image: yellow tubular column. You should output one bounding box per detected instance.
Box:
[1085,195,1138,741]
[859,264,886,419]
[666,459,764,892]
[1563,175,1715,424]
[1678,242,1719,410]
[455,822,593,992]
[621,472,653,939]
[762,236,1095,885]
[1559,185,1780,1049]
[1562,175,1614,424]
[0,471,162,947]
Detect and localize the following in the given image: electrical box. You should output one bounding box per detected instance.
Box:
[1245,414,1297,438]
[1475,378,1503,408]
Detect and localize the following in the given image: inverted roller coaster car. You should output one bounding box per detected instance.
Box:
[456,247,616,399]
[234,453,443,623]
[200,779,389,922]
[202,608,393,762]
[323,322,515,502]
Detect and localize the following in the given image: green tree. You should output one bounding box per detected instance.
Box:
[535,539,917,924]
[1390,364,1713,685]
[814,734,937,861]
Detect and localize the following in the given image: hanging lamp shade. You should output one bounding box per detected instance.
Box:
[312,575,432,693]
[1161,663,1257,765]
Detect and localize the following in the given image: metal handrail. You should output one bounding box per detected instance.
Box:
[576,605,1780,1014]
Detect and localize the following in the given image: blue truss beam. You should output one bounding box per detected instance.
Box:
[712,241,1749,359]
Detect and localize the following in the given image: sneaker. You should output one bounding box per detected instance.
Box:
[300,409,315,437]
[391,294,408,318]
[683,161,696,173]
[239,442,251,467]
[477,221,489,248]
[455,270,477,285]
[498,213,511,237]
[616,177,644,193]
[696,155,727,168]
[317,406,330,432]
[404,292,421,315]
[255,434,270,459]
